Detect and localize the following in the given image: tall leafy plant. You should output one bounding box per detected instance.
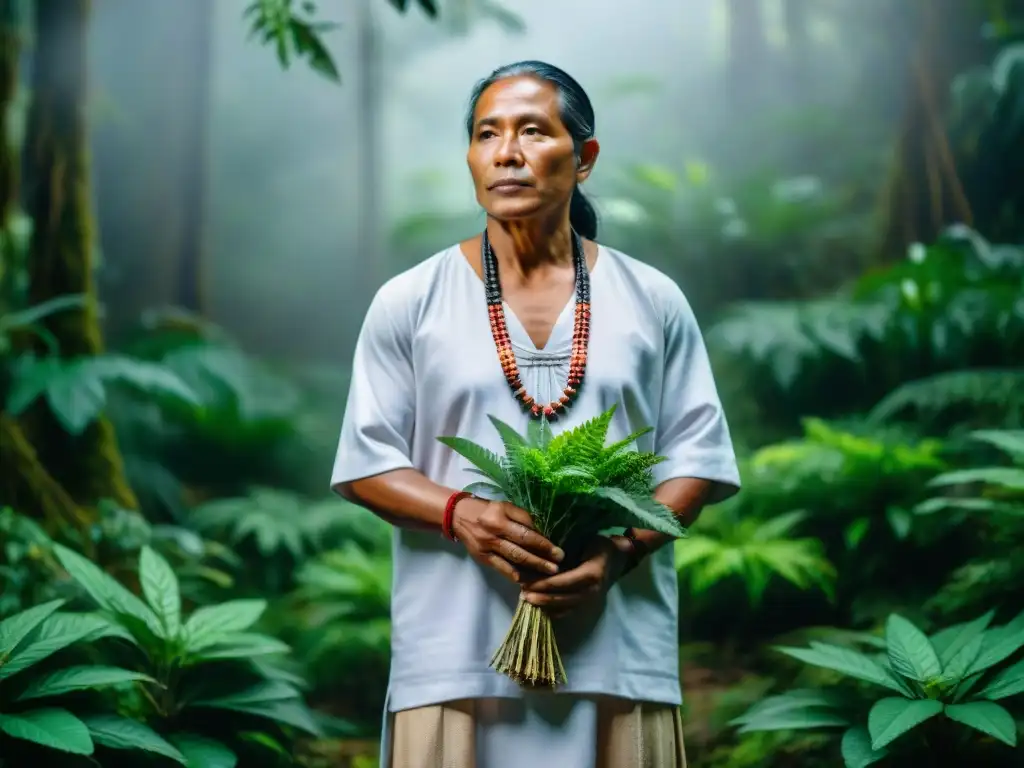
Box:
[44,543,321,766]
[0,600,157,760]
[734,611,1024,766]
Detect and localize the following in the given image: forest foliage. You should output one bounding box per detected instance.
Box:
[1,1,1023,767]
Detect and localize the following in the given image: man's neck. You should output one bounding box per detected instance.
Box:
[486,216,574,280]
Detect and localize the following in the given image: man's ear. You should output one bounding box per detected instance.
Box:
[576,137,600,182]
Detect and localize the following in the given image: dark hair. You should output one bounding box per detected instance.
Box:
[465,60,599,240]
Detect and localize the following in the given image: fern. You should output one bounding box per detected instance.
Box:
[917,429,1024,618]
[870,369,1024,429]
[675,509,836,605]
[438,403,684,547]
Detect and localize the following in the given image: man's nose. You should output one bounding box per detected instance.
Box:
[494,134,523,166]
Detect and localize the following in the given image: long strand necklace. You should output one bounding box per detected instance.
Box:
[482,229,591,419]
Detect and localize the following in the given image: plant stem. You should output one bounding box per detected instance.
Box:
[490,597,566,688]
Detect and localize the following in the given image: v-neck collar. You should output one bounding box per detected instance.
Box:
[455,243,603,353]
[502,293,575,353]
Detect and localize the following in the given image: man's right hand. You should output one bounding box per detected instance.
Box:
[452,498,564,584]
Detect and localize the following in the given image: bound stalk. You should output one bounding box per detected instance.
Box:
[438,403,688,689]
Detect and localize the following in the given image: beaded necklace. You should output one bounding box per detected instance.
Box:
[481,229,591,419]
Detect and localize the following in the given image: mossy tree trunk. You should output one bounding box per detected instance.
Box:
[0,4,85,529]
[22,0,136,512]
[876,0,987,259]
[0,0,19,225]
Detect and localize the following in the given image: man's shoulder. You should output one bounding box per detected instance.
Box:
[600,244,689,313]
[373,245,458,310]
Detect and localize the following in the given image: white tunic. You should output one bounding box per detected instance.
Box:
[331,244,740,767]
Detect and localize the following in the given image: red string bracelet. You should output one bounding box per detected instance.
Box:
[442,491,472,542]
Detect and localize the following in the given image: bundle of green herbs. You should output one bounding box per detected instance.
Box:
[437,404,687,688]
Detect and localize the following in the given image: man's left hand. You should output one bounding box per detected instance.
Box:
[520,536,630,618]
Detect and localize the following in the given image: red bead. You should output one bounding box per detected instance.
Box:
[486,288,590,419]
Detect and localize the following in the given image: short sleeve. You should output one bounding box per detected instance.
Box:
[652,283,741,504]
[330,287,416,494]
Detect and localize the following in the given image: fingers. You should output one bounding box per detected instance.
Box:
[497,539,559,575]
[522,587,596,614]
[501,509,565,563]
[523,563,600,594]
[487,555,520,584]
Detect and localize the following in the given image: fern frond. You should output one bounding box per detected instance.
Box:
[436,436,508,488]
[546,405,618,468]
[869,368,1024,426]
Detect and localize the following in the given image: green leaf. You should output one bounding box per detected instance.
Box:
[188,633,291,663]
[139,546,182,638]
[970,429,1024,461]
[207,697,321,735]
[886,614,941,682]
[940,634,984,683]
[930,610,995,666]
[965,610,1024,676]
[735,708,848,733]
[592,486,686,537]
[84,715,186,763]
[46,363,107,434]
[868,698,943,750]
[776,643,906,692]
[194,679,299,708]
[914,497,1024,516]
[954,672,985,703]
[0,294,86,333]
[5,357,62,415]
[17,666,154,701]
[928,467,1024,490]
[436,436,508,488]
[0,612,127,680]
[86,355,200,407]
[0,599,64,661]
[239,729,289,755]
[170,732,237,768]
[885,507,912,539]
[487,415,528,456]
[731,690,850,733]
[945,701,1017,746]
[0,708,94,754]
[729,690,848,729]
[52,544,162,638]
[975,657,1024,700]
[841,726,888,768]
[183,599,266,652]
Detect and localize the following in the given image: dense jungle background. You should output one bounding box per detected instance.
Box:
[1,0,1023,766]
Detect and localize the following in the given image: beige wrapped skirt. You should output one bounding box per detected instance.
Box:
[388,696,686,768]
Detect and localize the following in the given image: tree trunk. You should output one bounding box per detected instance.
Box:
[22,0,137,511]
[722,0,771,174]
[876,0,987,258]
[0,413,89,528]
[0,0,20,225]
[91,0,212,330]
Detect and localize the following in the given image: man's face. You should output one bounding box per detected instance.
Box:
[466,76,585,224]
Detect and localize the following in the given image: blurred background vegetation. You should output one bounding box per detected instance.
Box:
[1,0,1023,766]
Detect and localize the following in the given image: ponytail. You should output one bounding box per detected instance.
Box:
[569,186,598,240]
